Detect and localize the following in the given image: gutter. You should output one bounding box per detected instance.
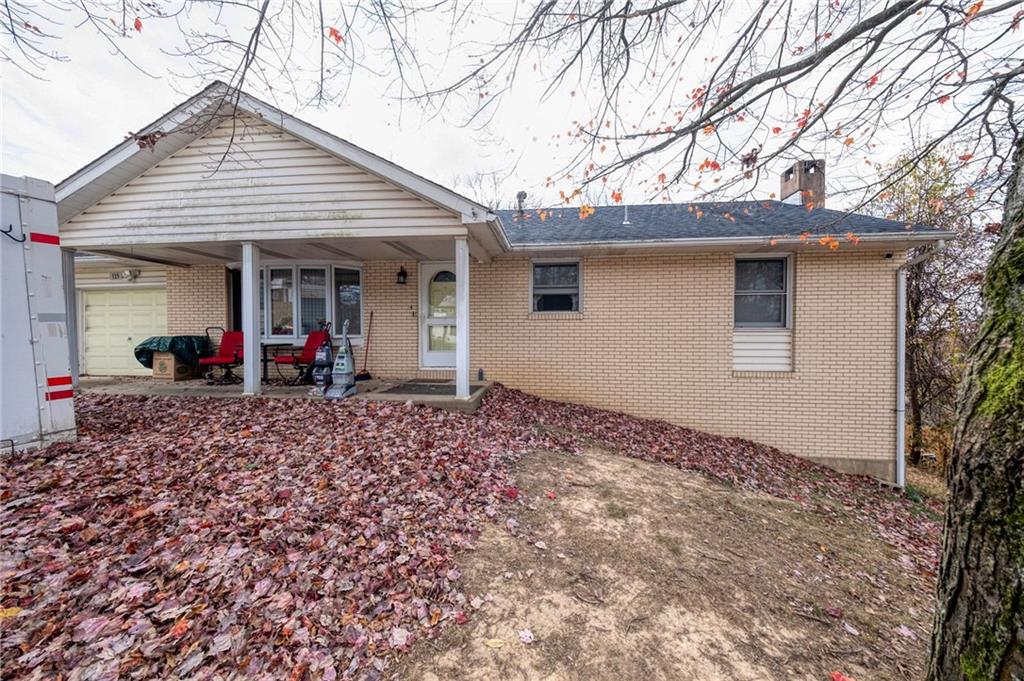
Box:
[500,230,956,252]
[895,240,948,488]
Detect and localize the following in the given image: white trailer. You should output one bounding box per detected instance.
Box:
[1,174,76,452]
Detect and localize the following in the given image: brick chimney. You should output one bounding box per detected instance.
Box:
[780,160,826,209]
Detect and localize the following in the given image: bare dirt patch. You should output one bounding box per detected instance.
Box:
[395,448,934,681]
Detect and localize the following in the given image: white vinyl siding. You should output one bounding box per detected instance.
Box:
[732,330,793,372]
[60,114,464,245]
[74,263,166,289]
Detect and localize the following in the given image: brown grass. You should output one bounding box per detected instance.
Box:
[394,448,934,681]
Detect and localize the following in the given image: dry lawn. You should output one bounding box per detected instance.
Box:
[395,448,935,681]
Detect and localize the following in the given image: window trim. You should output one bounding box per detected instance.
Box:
[529,258,583,314]
[733,254,793,330]
[297,266,329,337]
[254,262,364,342]
[331,265,363,340]
[266,266,298,339]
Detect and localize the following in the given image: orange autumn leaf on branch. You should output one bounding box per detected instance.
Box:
[846,231,861,245]
[611,190,623,204]
[328,27,344,44]
[657,172,667,184]
[133,17,142,32]
[964,1,984,23]
[702,123,716,135]
[938,95,951,104]
[578,204,595,219]
[959,153,973,161]
[843,137,854,146]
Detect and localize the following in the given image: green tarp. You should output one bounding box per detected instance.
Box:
[134,335,212,369]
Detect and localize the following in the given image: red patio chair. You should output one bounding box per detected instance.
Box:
[199,330,244,384]
[273,326,331,384]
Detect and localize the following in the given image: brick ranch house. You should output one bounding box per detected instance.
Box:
[55,82,950,485]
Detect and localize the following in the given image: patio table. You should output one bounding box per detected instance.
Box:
[260,340,296,383]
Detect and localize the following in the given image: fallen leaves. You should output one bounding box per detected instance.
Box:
[0,607,22,621]
[0,391,570,678]
[0,386,942,678]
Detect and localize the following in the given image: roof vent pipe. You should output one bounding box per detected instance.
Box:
[622,205,630,225]
[516,190,527,215]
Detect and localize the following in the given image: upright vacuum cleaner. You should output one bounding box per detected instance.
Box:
[312,319,357,399]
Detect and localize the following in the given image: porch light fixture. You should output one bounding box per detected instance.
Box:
[396,266,408,285]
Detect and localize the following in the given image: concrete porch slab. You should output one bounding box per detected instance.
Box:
[358,380,490,413]
[77,376,491,412]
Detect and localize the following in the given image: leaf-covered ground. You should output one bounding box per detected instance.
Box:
[0,386,941,680]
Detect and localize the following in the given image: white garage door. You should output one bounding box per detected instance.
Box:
[82,288,167,376]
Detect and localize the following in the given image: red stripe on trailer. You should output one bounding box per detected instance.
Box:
[47,375,73,386]
[45,389,74,401]
[29,232,61,245]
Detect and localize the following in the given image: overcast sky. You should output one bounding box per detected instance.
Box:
[1,1,989,211]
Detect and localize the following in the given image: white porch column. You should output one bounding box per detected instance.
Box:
[455,237,470,399]
[241,242,261,395]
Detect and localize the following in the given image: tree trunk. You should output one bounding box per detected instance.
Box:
[928,138,1024,679]
[906,262,926,466]
[908,380,924,466]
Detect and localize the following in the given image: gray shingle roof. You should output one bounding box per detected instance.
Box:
[495,201,938,246]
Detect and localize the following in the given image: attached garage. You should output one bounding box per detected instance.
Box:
[82,289,167,375]
[76,260,168,376]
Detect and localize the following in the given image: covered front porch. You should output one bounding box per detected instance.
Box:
[66,232,491,400]
[54,82,506,401]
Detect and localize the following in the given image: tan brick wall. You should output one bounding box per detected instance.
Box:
[172,252,903,481]
[166,265,229,334]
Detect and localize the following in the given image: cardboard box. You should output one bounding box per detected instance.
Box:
[152,352,196,381]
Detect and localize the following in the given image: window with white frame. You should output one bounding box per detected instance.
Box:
[333,267,361,336]
[268,268,294,336]
[734,257,790,328]
[257,265,362,339]
[532,261,581,312]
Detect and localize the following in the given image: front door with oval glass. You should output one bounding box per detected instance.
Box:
[420,263,457,368]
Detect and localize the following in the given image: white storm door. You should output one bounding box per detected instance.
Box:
[420,262,457,368]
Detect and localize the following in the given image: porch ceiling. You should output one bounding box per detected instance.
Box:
[83,235,473,267]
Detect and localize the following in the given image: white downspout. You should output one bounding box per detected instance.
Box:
[895,240,946,488]
[896,268,907,488]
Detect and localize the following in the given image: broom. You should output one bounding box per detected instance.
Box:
[355,310,373,381]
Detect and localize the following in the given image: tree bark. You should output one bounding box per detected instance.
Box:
[906,262,925,466]
[928,138,1024,680]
